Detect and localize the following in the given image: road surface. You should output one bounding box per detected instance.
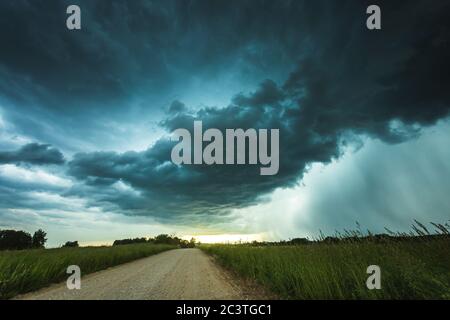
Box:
[17,248,255,300]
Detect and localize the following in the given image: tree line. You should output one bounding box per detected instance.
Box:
[0,229,197,251]
[113,234,197,248]
[0,229,47,250]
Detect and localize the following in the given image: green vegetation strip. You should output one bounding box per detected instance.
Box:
[201,239,450,299]
[0,243,175,299]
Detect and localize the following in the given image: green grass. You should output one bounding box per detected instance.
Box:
[0,243,175,299]
[201,238,450,299]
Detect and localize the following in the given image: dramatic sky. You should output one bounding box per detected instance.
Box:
[1,0,450,246]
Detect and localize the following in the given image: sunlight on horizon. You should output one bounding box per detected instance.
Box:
[183,233,264,244]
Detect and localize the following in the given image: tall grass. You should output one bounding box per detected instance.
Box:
[201,237,450,299]
[0,243,175,299]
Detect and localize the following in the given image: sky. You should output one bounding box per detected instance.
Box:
[0,0,450,246]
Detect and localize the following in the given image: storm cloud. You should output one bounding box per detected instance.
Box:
[0,143,65,165]
[1,0,450,235]
[67,0,450,220]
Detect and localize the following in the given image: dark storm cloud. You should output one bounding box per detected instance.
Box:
[1,1,450,223]
[0,0,308,114]
[0,0,170,111]
[288,125,450,238]
[65,0,450,221]
[0,143,65,165]
[0,0,316,152]
[232,80,284,108]
[168,100,188,114]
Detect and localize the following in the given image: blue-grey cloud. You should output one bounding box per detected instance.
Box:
[0,143,65,165]
[1,0,450,229]
[0,0,303,152]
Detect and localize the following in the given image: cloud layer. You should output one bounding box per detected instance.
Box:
[1,1,450,239]
[0,143,65,165]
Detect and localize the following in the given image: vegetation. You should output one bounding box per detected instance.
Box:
[0,228,194,299]
[0,229,47,251]
[62,241,79,248]
[0,243,175,299]
[0,229,196,250]
[113,234,196,248]
[201,222,450,299]
[31,229,47,248]
[179,237,197,249]
[113,237,148,246]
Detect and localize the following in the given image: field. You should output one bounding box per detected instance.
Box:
[201,238,450,299]
[0,243,175,299]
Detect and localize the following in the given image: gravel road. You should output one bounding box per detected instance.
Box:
[17,248,251,300]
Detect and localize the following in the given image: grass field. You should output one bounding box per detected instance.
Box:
[201,238,450,299]
[0,243,175,299]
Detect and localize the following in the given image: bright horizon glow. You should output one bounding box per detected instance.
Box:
[52,234,266,248]
[183,233,264,244]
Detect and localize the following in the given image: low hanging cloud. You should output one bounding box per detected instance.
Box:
[0,143,65,165]
[1,1,449,226]
[67,0,450,221]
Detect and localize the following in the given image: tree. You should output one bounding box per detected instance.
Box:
[179,237,197,248]
[289,238,310,245]
[154,234,170,244]
[189,237,196,248]
[0,230,32,250]
[113,238,147,246]
[32,229,47,248]
[62,241,79,248]
[154,234,179,245]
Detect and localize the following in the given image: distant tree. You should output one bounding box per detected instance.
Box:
[179,239,189,248]
[153,234,178,245]
[113,237,148,246]
[0,230,33,250]
[289,238,310,245]
[32,229,47,248]
[322,236,340,244]
[62,241,79,248]
[154,234,172,244]
[179,237,196,248]
[113,234,195,247]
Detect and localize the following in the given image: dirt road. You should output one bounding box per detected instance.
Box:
[17,248,253,300]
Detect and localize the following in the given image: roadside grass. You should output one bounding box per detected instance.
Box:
[0,243,176,299]
[201,238,450,299]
